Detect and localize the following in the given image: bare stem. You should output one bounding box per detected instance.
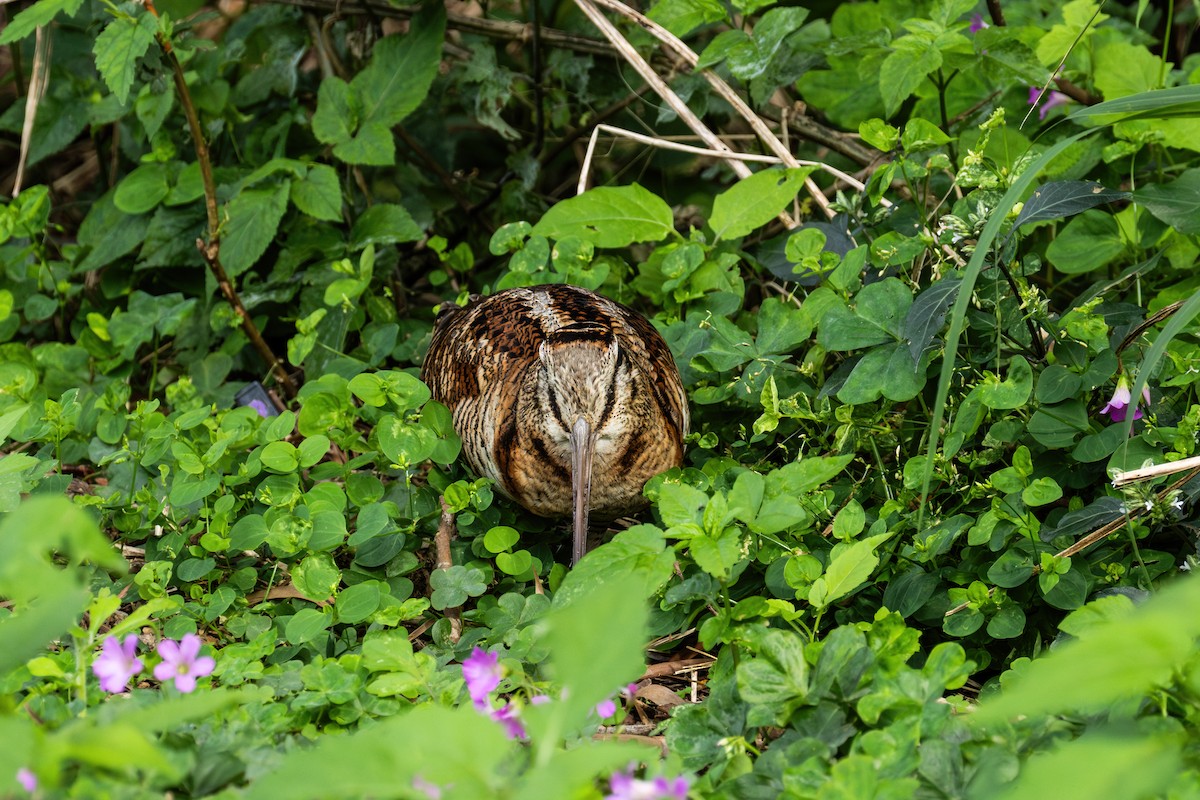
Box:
[145,0,298,398]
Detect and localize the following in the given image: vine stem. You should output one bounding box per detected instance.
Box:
[143,0,298,399]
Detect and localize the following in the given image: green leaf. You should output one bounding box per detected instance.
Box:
[0,0,85,44]
[349,204,423,249]
[113,162,171,214]
[94,13,158,105]
[352,3,445,128]
[535,575,648,738]
[312,78,358,146]
[1022,477,1063,507]
[858,118,899,151]
[725,8,809,81]
[976,575,1200,723]
[736,628,808,710]
[335,582,382,623]
[221,183,290,276]
[76,190,152,272]
[1013,180,1129,231]
[532,184,675,247]
[483,525,521,553]
[1045,210,1126,274]
[809,532,892,609]
[293,553,341,601]
[242,706,511,799]
[1133,169,1200,234]
[879,36,942,117]
[900,118,950,152]
[818,278,913,351]
[904,277,960,361]
[285,608,331,643]
[290,164,343,222]
[260,441,299,473]
[710,168,814,242]
[978,356,1033,409]
[837,343,925,404]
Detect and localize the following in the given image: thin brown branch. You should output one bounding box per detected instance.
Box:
[435,497,462,644]
[144,0,297,398]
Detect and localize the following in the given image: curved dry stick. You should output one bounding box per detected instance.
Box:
[578,123,870,195]
[585,0,833,219]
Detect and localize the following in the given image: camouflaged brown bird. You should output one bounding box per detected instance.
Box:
[421,284,689,564]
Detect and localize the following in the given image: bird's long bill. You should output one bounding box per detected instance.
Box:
[570,416,594,566]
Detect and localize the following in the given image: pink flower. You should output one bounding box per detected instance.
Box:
[596,683,640,718]
[92,635,143,693]
[16,768,37,793]
[1100,375,1151,422]
[153,634,215,693]
[462,648,502,710]
[1028,86,1071,120]
[606,768,690,800]
[490,702,527,740]
[969,13,988,33]
[412,775,443,799]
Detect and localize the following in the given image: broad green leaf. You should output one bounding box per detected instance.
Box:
[900,118,950,152]
[528,578,650,754]
[710,168,814,242]
[904,277,960,361]
[976,575,1200,723]
[333,122,395,166]
[1045,210,1126,275]
[293,553,341,601]
[76,190,152,272]
[1134,169,1200,234]
[725,8,809,81]
[1093,40,1162,99]
[837,343,925,404]
[353,3,445,127]
[0,0,85,44]
[350,204,423,249]
[978,357,1033,409]
[335,582,382,623]
[648,0,727,38]
[94,13,158,105]
[242,706,511,799]
[879,36,942,117]
[290,164,343,222]
[285,608,331,643]
[312,78,358,146]
[992,731,1179,800]
[221,183,290,276]
[819,278,912,352]
[114,162,171,214]
[809,532,892,609]
[1013,180,1129,231]
[532,184,675,247]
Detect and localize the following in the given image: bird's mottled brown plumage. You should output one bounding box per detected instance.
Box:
[421,284,688,563]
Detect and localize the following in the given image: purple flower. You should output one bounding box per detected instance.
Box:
[16,768,36,793]
[462,648,502,710]
[596,698,618,717]
[248,399,270,417]
[1100,375,1151,422]
[490,702,527,740]
[153,634,215,693]
[1028,86,1071,120]
[412,775,443,799]
[969,13,988,33]
[92,635,143,693]
[606,769,690,800]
